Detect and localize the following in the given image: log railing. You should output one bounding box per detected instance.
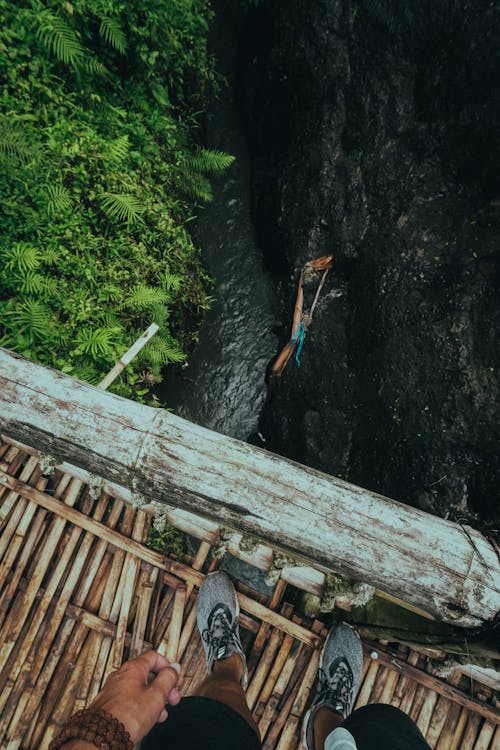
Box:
[0,348,498,628]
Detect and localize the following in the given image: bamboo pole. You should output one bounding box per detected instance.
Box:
[2,348,499,627]
[461,714,483,749]
[97,323,159,390]
[157,585,186,663]
[473,721,496,750]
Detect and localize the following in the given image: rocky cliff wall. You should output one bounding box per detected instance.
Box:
[241,0,500,526]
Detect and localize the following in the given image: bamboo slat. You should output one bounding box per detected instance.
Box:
[247,627,284,710]
[354,658,380,709]
[461,713,483,750]
[473,721,497,750]
[160,585,186,663]
[448,707,470,750]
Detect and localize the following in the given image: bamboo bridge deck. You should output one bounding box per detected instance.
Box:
[0,439,498,750]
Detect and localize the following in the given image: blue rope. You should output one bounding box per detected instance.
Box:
[292,321,305,366]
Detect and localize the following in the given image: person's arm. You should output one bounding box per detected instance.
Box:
[51,651,183,749]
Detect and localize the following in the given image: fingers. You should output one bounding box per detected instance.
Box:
[130,650,170,676]
[147,663,182,707]
[167,687,182,706]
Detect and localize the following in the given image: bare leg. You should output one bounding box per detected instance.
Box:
[194,654,260,739]
[313,707,344,750]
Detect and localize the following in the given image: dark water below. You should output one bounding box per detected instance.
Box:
[160,12,279,441]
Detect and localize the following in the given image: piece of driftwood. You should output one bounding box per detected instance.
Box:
[1,348,499,627]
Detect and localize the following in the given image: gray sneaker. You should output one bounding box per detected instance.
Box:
[302,622,363,750]
[197,571,248,688]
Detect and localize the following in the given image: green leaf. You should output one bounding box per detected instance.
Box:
[75,327,119,357]
[36,11,86,66]
[99,192,145,224]
[144,335,185,366]
[17,272,46,294]
[99,17,127,54]
[185,148,235,173]
[181,172,213,202]
[107,135,130,164]
[4,300,53,339]
[124,285,170,311]
[46,185,73,217]
[0,117,41,167]
[1,243,41,273]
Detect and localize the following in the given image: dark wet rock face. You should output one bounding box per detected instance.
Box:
[241,0,500,526]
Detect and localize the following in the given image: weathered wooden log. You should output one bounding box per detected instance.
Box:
[0,348,499,627]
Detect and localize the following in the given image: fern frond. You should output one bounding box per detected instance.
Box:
[43,247,59,265]
[160,272,183,293]
[0,117,40,167]
[149,303,169,326]
[46,184,72,217]
[185,148,235,173]
[0,333,14,349]
[99,17,127,54]
[101,285,122,303]
[144,335,185,366]
[99,192,145,224]
[74,358,102,385]
[124,285,170,310]
[108,135,129,164]
[1,243,41,273]
[36,11,86,66]
[85,56,110,77]
[75,327,119,357]
[181,172,213,202]
[99,313,125,331]
[4,300,52,338]
[17,272,47,294]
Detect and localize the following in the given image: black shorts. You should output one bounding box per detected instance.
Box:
[140,698,430,750]
[342,704,431,750]
[140,696,261,750]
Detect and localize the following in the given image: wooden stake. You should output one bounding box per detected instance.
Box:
[97,323,159,390]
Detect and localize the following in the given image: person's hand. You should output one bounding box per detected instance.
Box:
[89,650,183,745]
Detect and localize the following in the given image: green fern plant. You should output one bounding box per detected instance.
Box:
[144,335,185,367]
[0,117,41,167]
[99,192,145,224]
[36,11,86,66]
[99,17,127,54]
[148,303,169,327]
[124,285,171,310]
[181,171,213,202]
[1,243,41,273]
[107,135,130,164]
[185,148,235,173]
[4,300,53,339]
[159,272,183,293]
[17,272,46,295]
[46,184,72,217]
[75,327,119,358]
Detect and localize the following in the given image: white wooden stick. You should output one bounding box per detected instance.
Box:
[98,323,159,390]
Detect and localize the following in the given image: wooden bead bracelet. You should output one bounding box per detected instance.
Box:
[49,708,133,750]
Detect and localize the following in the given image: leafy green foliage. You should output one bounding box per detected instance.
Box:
[36,10,86,66]
[2,243,41,273]
[99,192,145,224]
[185,148,235,173]
[46,185,72,217]
[0,0,232,402]
[99,17,127,55]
